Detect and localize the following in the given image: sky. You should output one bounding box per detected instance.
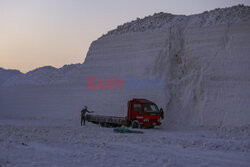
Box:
[0,0,250,73]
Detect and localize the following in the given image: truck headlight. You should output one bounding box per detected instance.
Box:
[143,118,149,122]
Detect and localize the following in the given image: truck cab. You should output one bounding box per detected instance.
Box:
[127,98,162,128]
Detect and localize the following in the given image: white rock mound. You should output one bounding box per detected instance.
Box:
[102,4,250,37]
[83,5,250,128]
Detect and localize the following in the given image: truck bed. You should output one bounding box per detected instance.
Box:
[86,114,128,126]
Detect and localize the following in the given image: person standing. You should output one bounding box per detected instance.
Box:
[81,106,94,126]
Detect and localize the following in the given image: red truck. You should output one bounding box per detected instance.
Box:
[86,98,162,128]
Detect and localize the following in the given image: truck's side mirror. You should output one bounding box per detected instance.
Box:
[160,108,164,119]
[160,108,163,112]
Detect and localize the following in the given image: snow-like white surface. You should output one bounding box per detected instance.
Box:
[0,119,249,167]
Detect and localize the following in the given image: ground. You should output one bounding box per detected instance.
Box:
[0,119,249,167]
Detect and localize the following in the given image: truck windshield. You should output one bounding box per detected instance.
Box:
[142,103,160,115]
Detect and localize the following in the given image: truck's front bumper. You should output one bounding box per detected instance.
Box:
[142,122,161,126]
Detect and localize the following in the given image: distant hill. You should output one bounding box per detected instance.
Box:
[0,67,23,86]
[0,64,82,86]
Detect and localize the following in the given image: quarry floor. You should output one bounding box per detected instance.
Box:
[0,119,249,167]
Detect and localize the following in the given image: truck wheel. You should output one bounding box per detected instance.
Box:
[131,120,140,129]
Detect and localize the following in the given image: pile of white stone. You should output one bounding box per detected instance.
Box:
[103,5,250,37]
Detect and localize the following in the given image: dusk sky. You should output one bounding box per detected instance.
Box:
[1,0,250,73]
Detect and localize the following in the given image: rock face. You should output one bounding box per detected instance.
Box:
[163,23,250,127]
[1,5,250,128]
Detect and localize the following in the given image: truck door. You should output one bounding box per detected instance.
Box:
[127,101,131,121]
[131,103,143,120]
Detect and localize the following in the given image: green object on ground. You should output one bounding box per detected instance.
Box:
[113,127,144,134]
